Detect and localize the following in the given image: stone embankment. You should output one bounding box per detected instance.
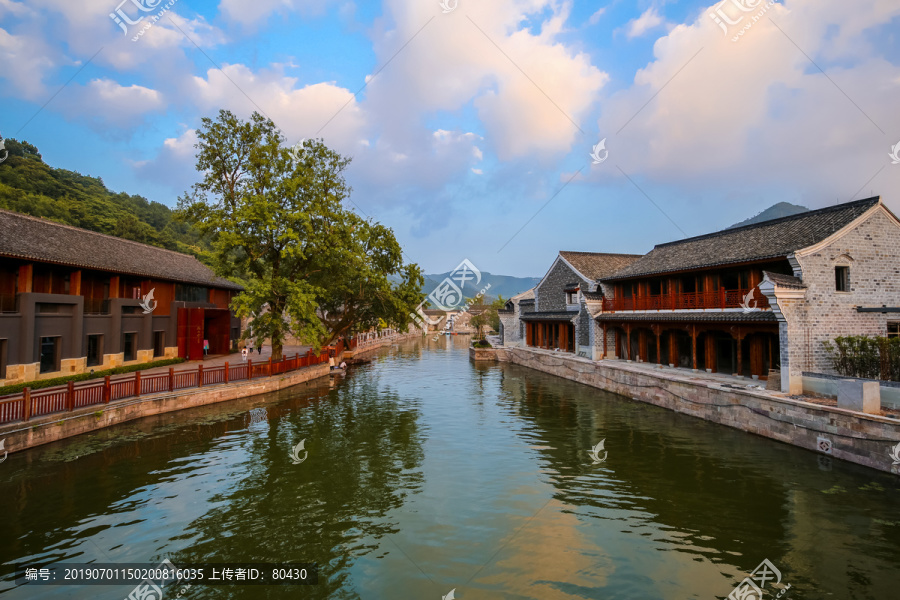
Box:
[501,347,900,475]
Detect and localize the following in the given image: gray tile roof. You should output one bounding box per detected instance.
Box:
[559,251,643,281]
[0,209,242,290]
[604,197,880,281]
[522,311,578,321]
[762,271,807,289]
[596,311,777,323]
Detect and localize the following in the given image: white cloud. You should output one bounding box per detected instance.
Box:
[594,0,900,209]
[0,28,57,100]
[189,63,366,152]
[588,7,607,25]
[218,0,334,28]
[626,7,664,39]
[133,127,199,190]
[55,79,165,129]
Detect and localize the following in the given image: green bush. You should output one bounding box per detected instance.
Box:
[0,357,187,396]
[823,336,900,382]
[472,340,492,349]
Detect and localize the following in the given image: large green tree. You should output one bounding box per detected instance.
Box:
[178,110,422,359]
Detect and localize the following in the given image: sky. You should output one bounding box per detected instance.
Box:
[1,0,899,277]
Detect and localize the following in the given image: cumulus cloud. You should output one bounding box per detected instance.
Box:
[593,0,900,209]
[54,78,165,130]
[625,7,664,39]
[133,127,200,190]
[0,27,56,100]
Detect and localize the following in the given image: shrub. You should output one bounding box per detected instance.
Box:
[472,340,492,349]
[823,335,900,382]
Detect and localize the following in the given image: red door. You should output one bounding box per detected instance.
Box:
[189,308,204,360]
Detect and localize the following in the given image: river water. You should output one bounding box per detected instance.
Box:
[1,337,899,599]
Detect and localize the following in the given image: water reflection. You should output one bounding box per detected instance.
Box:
[1,339,898,600]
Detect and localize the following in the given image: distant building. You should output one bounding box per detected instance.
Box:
[0,210,242,385]
[594,197,900,393]
[498,288,534,346]
[520,251,642,354]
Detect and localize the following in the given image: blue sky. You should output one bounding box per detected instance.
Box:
[2,0,899,277]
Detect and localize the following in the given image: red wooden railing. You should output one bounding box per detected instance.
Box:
[0,349,332,425]
[601,287,770,312]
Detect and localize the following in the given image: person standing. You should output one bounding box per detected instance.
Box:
[203,339,209,357]
[241,347,248,362]
[256,341,262,355]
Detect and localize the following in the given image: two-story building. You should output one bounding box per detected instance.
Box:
[520,251,642,355]
[0,209,243,385]
[594,196,900,393]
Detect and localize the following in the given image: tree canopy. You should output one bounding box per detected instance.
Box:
[178,110,423,359]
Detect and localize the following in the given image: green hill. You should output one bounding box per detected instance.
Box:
[0,137,208,258]
[729,201,809,229]
[423,271,539,302]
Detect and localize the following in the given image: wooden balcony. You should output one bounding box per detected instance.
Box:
[601,287,770,312]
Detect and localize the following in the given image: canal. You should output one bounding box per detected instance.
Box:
[1,337,899,599]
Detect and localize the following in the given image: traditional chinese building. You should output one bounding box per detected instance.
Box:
[520,251,643,354]
[0,210,243,385]
[592,196,900,393]
[498,288,534,346]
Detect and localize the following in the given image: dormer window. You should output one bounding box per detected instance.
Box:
[566,290,579,304]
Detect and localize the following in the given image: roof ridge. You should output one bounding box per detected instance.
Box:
[0,208,205,262]
[654,197,880,249]
[560,250,643,257]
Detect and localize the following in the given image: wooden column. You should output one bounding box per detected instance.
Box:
[750,335,764,378]
[18,264,33,293]
[70,270,82,295]
[733,327,745,377]
[624,325,632,360]
[668,331,678,367]
[705,333,717,373]
[638,329,648,362]
[109,275,121,298]
[691,326,698,371]
[652,325,662,365]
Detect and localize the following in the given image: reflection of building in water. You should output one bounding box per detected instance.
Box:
[247,407,268,430]
[498,373,900,600]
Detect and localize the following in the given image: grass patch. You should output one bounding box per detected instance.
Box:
[0,357,186,396]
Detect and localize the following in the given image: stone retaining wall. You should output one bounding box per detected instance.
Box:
[0,364,330,456]
[504,347,900,475]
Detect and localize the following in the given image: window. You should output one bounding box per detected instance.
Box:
[153,331,165,358]
[176,284,208,303]
[123,332,137,362]
[86,335,103,367]
[566,291,578,304]
[835,266,850,292]
[39,336,60,374]
[889,323,900,338]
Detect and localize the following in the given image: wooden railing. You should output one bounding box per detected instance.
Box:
[601,287,770,312]
[0,350,332,426]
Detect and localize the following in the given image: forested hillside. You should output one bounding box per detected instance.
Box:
[0,137,208,259]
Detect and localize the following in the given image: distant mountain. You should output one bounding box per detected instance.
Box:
[422,271,539,302]
[729,202,809,229]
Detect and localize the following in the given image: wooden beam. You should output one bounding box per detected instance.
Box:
[70,270,82,296]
